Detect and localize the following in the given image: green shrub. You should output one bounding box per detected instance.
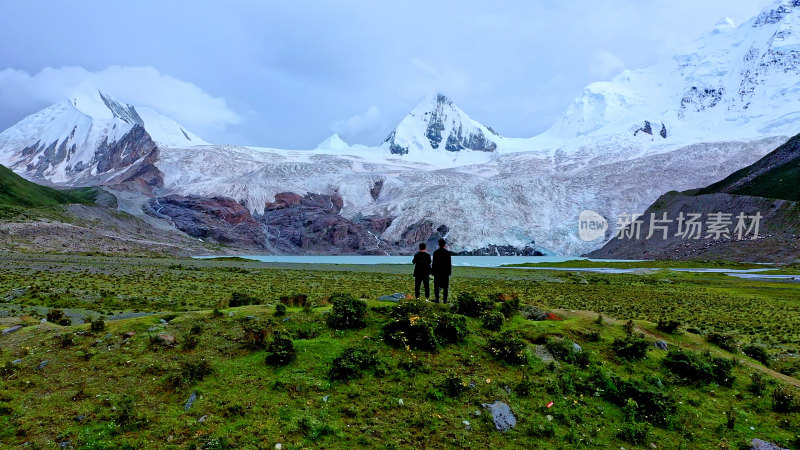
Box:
[514,372,534,397]
[482,311,504,331]
[90,319,105,333]
[545,337,592,367]
[328,346,381,381]
[499,297,521,318]
[383,314,438,351]
[326,293,367,330]
[743,344,770,366]
[433,313,468,344]
[265,332,296,367]
[229,291,260,307]
[168,357,213,388]
[280,293,309,307]
[707,333,738,352]
[662,349,735,386]
[440,372,470,397]
[274,304,287,317]
[452,292,492,318]
[525,415,557,438]
[623,320,635,336]
[772,386,800,413]
[46,309,71,326]
[593,370,678,426]
[656,319,681,334]
[612,336,650,361]
[617,420,650,445]
[241,321,269,350]
[487,331,526,364]
[749,372,774,396]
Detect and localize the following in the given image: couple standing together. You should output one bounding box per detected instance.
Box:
[412,239,452,303]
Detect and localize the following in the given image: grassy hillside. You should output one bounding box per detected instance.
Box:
[0,164,95,208]
[698,133,800,201]
[0,256,798,448]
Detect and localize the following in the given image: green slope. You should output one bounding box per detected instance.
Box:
[0,164,95,207]
[698,132,800,201]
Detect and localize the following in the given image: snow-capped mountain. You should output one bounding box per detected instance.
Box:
[384,94,500,155]
[2,1,800,256]
[0,90,204,184]
[540,0,800,151]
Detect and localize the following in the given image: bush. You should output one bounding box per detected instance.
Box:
[487,331,526,364]
[181,323,203,350]
[749,372,773,396]
[265,332,296,367]
[433,313,468,344]
[617,420,650,445]
[499,297,521,318]
[772,386,800,413]
[241,322,269,350]
[383,314,437,351]
[612,336,650,361]
[280,293,309,307]
[707,333,738,352]
[743,344,770,366]
[326,293,367,330]
[168,357,213,388]
[90,319,106,333]
[594,370,678,426]
[229,291,261,307]
[441,372,470,397]
[623,320,635,336]
[274,304,287,317]
[544,337,591,367]
[46,309,71,326]
[662,349,735,386]
[656,319,681,334]
[482,311,504,331]
[328,346,381,381]
[514,372,534,397]
[452,292,492,318]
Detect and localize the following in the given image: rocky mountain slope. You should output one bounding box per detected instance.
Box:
[1,1,800,256]
[589,133,800,262]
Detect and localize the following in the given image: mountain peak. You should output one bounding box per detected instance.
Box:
[384,93,499,155]
[752,0,800,27]
[316,132,350,151]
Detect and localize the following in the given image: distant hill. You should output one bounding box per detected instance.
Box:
[589,133,800,263]
[0,164,95,207]
[697,133,800,201]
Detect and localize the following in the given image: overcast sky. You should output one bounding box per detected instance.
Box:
[0,0,775,148]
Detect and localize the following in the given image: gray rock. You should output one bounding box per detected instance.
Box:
[160,319,169,324]
[1,325,22,335]
[147,326,160,333]
[378,293,407,302]
[184,390,198,411]
[198,415,207,422]
[751,438,789,450]
[322,396,329,403]
[36,360,50,370]
[655,340,668,351]
[11,359,22,365]
[481,401,516,431]
[462,420,471,430]
[572,343,583,353]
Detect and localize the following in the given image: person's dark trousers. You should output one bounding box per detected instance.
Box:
[434,275,449,303]
[415,276,430,299]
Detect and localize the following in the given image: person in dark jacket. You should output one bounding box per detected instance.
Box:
[412,243,432,299]
[431,238,452,303]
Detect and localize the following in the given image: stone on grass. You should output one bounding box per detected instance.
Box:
[184,390,198,411]
[378,293,408,302]
[481,401,516,431]
[462,420,471,430]
[655,340,668,351]
[751,438,789,450]
[572,343,583,353]
[153,334,177,347]
[36,360,50,370]
[2,325,22,335]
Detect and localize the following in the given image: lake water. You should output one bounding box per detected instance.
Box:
[196,255,611,267]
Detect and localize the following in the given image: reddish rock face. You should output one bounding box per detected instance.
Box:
[147,195,266,249]
[265,192,304,210]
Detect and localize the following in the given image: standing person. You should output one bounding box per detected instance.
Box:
[412,243,431,299]
[431,239,452,303]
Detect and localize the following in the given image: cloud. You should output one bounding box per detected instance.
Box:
[0,66,240,134]
[589,51,626,80]
[329,105,384,141]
